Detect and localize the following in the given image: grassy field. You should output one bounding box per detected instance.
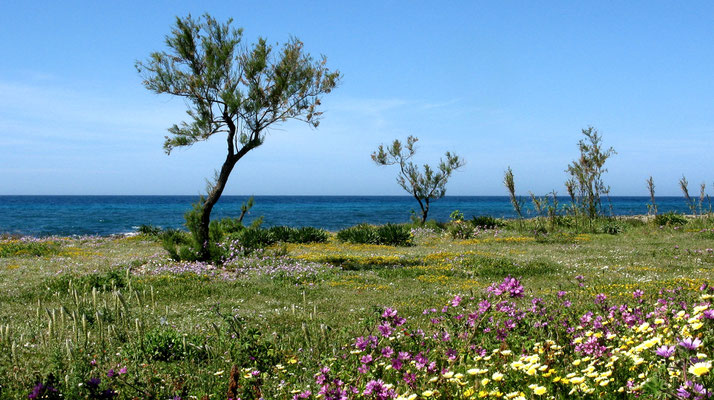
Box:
[0,217,712,399]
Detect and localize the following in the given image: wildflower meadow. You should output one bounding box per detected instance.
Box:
[0,216,713,399]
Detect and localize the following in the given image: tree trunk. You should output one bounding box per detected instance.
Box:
[421,199,430,224]
[195,155,239,260]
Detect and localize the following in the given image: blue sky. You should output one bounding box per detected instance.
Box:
[1,1,712,196]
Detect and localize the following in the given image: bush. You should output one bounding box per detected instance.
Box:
[337,224,413,246]
[230,227,276,252]
[267,226,298,242]
[600,220,624,235]
[160,229,192,261]
[137,224,163,237]
[337,224,379,244]
[136,327,208,362]
[292,226,329,243]
[375,224,412,246]
[210,217,246,235]
[447,221,476,239]
[470,215,505,229]
[654,212,688,226]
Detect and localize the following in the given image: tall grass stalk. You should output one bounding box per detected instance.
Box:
[503,167,524,230]
[646,176,657,216]
[680,175,695,215]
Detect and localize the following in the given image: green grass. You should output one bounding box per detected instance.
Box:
[0,217,713,398]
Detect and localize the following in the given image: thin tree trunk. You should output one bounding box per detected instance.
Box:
[422,199,430,224]
[196,155,239,260]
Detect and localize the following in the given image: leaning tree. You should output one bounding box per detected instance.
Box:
[137,14,340,260]
[372,136,464,223]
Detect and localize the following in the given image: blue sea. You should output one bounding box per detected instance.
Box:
[0,195,695,237]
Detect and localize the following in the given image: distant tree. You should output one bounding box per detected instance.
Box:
[503,167,524,227]
[679,175,695,215]
[646,176,657,216]
[372,136,464,223]
[136,14,340,260]
[565,126,616,221]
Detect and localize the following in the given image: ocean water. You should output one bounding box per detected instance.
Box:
[0,195,696,236]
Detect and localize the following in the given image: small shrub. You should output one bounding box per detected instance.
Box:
[160,229,192,261]
[268,226,298,242]
[654,212,688,226]
[137,327,208,362]
[375,224,412,246]
[447,221,476,239]
[293,226,329,243]
[600,220,624,235]
[137,224,162,237]
[232,227,275,252]
[471,215,505,229]
[336,224,379,244]
[210,217,246,235]
[48,270,127,293]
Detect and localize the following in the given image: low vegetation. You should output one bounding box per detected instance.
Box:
[1,214,713,398]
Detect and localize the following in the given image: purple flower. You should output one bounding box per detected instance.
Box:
[595,293,607,304]
[363,379,397,399]
[378,323,394,337]
[655,345,676,358]
[633,289,644,298]
[486,276,524,298]
[361,354,373,364]
[703,309,714,320]
[678,337,702,350]
[382,308,397,318]
[451,295,462,307]
[107,369,115,378]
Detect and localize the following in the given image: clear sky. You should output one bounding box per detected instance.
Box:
[1,1,712,196]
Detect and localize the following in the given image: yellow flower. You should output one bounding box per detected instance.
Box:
[688,361,711,377]
[422,390,434,397]
[532,386,546,395]
[492,372,503,381]
[467,368,479,375]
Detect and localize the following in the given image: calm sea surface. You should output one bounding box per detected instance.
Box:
[0,195,695,236]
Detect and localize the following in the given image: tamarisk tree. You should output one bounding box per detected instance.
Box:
[137,14,339,260]
[565,126,616,221]
[372,136,464,223]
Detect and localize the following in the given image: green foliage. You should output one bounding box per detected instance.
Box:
[336,223,412,246]
[600,220,624,235]
[566,126,616,220]
[336,224,379,245]
[210,217,246,235]
[503,166,524,221]
[137,224,163,237]
[375,224,413,246]
[137,14,339,261]
[448,216,505,239]
[372,136,465,223]
[0,240,61,258]
[471,215,505,229]
[449,210,464,222]
[136,327,208,362]
[292,227,329,244]
[654,212,688,226]
[218,312,281,373]
[233,227,276,252]
[47,269,127,293]
[462,256,558,278]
